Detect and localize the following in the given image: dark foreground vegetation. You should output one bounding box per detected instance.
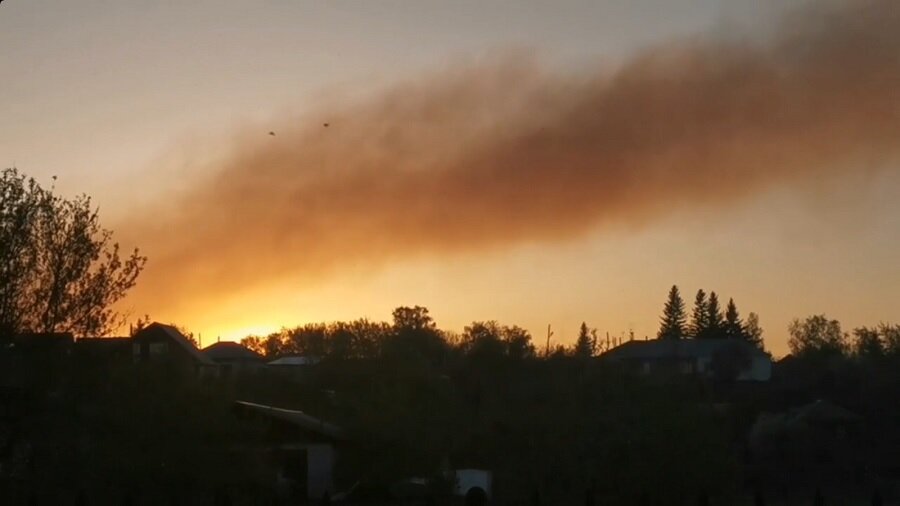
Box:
[3,305,900,505]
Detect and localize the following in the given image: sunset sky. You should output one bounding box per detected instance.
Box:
[1,0,898,356]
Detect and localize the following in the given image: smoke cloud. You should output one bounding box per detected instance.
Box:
[125,0,900,314]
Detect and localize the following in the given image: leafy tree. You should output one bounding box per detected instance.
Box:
[503,325,536,360]
[575,322,597,357]
[460,321,507,359]
[853,326,884,359]
[460,321,536,361]
[879,323,900,356]
[704,292,725,339]
[240,335,265,355]
[689,289,709,338]
[284,323,329,357]
[549,344,570,358]
[788,314,848,357]
[263,331,287,357]
[657,285,687,340]
[0,168,146,336]
[848,322,900,359]
[384,306,447,365]
[392,305,436,332]
[723,298,744,340]
[744,312,764,350]
[128,314,153,336]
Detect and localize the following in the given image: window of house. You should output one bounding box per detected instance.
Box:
[150,342,168,355]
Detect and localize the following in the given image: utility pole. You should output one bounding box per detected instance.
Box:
[545,324,554,357]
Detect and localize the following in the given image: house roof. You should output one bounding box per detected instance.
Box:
[267,355,321,366]
[202,341,263,362]
[602,338,767,361]
[11,332,74,347]
[134,322,215,366]
[75,337,131,353]
[234,400,345,440]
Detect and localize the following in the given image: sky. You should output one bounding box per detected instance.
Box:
[1,0,898,356]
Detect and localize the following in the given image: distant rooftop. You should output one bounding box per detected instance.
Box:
[602,338,767,361]
[234,400,344,440]
[202,341,263,362]
[134,322,215,366]
[267,355,321,366]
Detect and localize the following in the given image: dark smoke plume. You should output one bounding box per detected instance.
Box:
[125,0,900,314]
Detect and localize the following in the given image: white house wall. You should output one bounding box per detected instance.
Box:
[306,443,336,500]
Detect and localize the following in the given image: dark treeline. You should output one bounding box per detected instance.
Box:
[243,285,768,364]
[3,304,900,505]
[240,306,542,362]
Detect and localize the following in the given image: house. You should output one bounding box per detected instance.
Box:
[233,400,345,502]
[202,341,265,374]
[601,338,772,381]
[266,355,321,381]
[131,322,216,374]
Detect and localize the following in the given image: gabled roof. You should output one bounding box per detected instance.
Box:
[202,341,263,362]
[133,322,215,366]
[602,338,767,361]
[234,400,345,440]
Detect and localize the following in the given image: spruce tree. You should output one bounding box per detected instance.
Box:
[705,291,725,339]
[724,298,744,340]
[657,285,687,340]
[574,322,595,357]
[690,289,709,338]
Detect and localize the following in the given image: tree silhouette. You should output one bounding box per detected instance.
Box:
[881,323,900,356]
[0,168,146,336]
[704,292,725,339]
[574,322,596,357]
[240,335,266,355]
[503,325,536,360]
[744,312,764,350]
[690,289,709,338]
[384,306,447,365]
[658,285,687,340]
[853,326,884,359]
[788,315,847,357]
[461,321,507,359]
[392,305,436,331]
[723,298,744,340]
